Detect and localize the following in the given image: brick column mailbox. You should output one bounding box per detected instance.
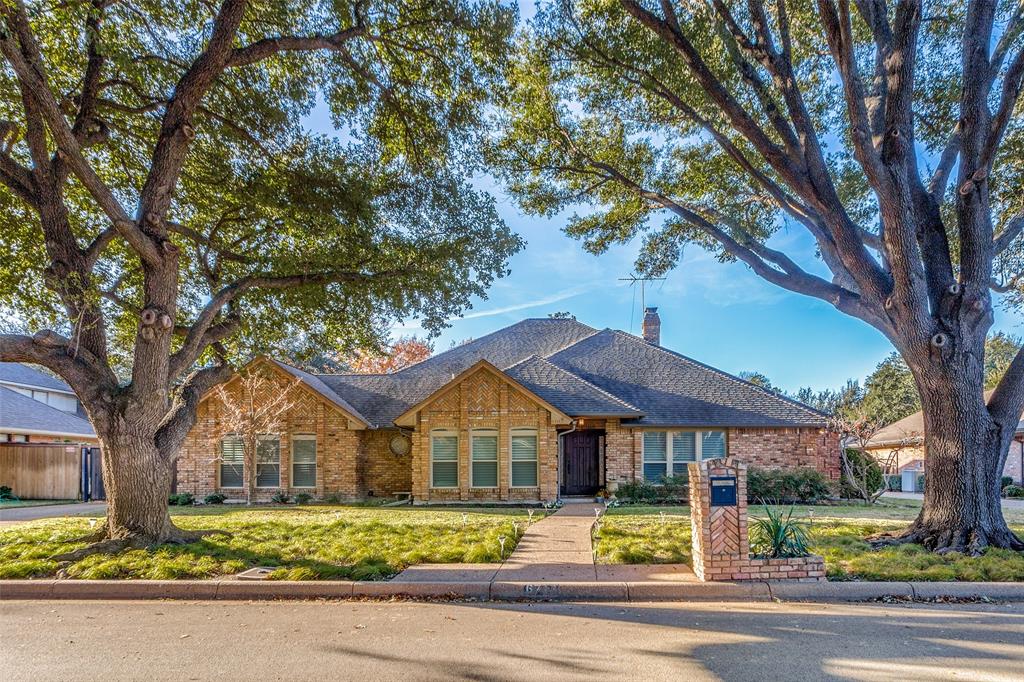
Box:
[688,457,825,582]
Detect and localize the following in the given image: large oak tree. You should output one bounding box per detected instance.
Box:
[493,0,1024,553]
[0,0,521,549]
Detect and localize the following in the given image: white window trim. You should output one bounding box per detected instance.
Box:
[470,428,499,489]
[255,434,282,489]
[290,434,317,489]
[510,428,539,488]
[641,429,728,479]
[218,435,244,489]
[430,429,459,489]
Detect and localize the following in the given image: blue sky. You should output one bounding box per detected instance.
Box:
[302,4,1024,396]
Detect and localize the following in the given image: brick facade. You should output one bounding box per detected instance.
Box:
[727,427,841,480]
[176,373,363,502]
[868,439,1023,484]
[601,420,841,491]
[358,429,413,498]
[178,363,841,505]
[409,366,562,503]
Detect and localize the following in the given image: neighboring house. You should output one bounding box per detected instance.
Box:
[0,363,97,444]
[864,394,1024,485]
[178,311,839,503]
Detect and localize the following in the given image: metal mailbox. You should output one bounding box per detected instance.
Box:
[710,476,738,507]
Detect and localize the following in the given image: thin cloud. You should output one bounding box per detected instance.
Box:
[458,283,596,320]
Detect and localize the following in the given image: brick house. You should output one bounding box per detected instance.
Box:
[863,394,1024,485]
[177,311,840,503]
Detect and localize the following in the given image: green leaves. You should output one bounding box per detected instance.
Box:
[0,0,522,372]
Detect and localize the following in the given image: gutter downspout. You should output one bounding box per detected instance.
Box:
[557,420,578,501]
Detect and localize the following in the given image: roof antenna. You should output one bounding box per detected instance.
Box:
[619,273,666,333]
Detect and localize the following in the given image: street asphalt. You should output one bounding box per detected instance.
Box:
[1,599,1021,681]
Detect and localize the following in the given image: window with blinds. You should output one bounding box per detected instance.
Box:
[471,431,498,488]
[672,431,697,464]
[291,436,316,488]
[642,431,668,482]
[702,430,726,458]
[510,430,538,487]
[220,437,244,488]
[256,437,280,488]
[643,429,728,481]
[431,432,458,488]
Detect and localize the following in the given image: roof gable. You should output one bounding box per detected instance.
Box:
[393,359,572,427]
[200,357,370,429]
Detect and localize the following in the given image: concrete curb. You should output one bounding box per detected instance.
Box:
[2,579,1022,602]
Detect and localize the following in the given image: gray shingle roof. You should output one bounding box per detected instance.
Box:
[318,318,599,427]
[0,362,73,393]
[546,329,826,427]
[301,318,825,429]
[0,385,95,437]
[505,355,643,418]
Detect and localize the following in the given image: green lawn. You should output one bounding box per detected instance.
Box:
[594,501,1024,581]
[0,506,538,581]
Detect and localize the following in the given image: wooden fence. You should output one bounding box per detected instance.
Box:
[0,444,81,500]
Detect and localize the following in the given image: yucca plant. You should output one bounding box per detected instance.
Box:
[751,503,811,559]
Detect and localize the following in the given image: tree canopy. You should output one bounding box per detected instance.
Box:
[0,0,521,386]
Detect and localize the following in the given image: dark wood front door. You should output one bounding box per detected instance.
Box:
[563,430,601,495]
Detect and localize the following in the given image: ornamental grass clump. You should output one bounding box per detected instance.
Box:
[751,504,811,559]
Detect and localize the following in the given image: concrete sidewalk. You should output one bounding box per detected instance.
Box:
[883,491,1024,509]
[0,501,106,525]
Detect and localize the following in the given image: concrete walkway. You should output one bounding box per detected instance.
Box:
[493,502,605,581]
[0,501,106,526]
[393,502,698,585]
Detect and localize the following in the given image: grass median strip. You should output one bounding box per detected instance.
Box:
[0,506,537,581]
[593,501,1024,581]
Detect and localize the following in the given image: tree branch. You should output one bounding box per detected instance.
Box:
[227,27,366,67]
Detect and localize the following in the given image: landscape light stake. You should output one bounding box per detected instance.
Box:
[498,535,507,559]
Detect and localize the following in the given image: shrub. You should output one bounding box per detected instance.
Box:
[614,474,689,504]
[840,449,885,501]
[324,494,341,504]
[883,474,902,491]
[1004,485,1024,498]
[0,485,16,501]
[270,491,291,504]
[294,492,314,505]
[750,504,811,558]
[615,479,659,504]
[203,493,227,505]
[1002,476,1015,490]
[748,467,833,504]
[168,492,194,506]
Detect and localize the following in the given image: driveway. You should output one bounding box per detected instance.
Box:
[884,491,1024,510]
[1,599,1021,681]
[0,501,106,525]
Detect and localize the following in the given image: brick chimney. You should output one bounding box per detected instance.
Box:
[642,306,661,345]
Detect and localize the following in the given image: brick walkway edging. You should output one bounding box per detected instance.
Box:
[2,579,1023,602]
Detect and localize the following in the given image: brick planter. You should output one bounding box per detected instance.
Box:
[688,457,825,582]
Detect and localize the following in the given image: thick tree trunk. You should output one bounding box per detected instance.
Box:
[872,363,1024,554]
[51,414,216,562]
[100,432,178,542]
